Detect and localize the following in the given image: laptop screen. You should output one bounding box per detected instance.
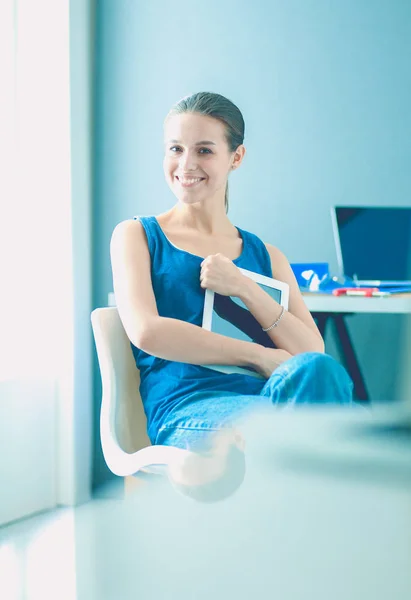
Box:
[333,206,411,282]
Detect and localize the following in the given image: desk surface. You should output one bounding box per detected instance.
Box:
[109,292,411,315]
[302,293,411,314]
[67,408,411,600]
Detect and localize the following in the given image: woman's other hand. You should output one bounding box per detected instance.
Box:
[255,347,293,379]
[200,253,248,297]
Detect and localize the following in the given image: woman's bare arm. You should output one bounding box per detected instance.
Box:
[237,244,325,355]
[110,219,271,371]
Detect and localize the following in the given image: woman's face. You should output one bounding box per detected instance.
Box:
[163,112,243,207]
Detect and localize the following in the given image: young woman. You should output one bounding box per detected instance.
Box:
[110,92,354,456]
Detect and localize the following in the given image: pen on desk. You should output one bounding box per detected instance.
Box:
[333,287,380,297]
[345,290,391,297]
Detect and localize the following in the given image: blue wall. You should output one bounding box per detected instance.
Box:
[93,0,411,486]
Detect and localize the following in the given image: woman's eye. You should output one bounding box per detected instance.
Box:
[168,146,212,154]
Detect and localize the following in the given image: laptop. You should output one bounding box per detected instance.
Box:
[331,206,411,287]
[202,268,289,378]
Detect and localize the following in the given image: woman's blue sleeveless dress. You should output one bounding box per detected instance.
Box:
[130,216,354,450]
[130,215,273,444]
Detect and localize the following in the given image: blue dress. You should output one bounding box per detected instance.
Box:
[130,216,275,439]
[131,216,354,450]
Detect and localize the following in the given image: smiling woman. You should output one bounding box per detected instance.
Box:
[110,91,355,461]
[163,92,246,213]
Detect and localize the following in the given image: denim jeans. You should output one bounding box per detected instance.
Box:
[155,352,355,452]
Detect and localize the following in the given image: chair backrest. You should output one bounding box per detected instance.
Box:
[91,307,151,457]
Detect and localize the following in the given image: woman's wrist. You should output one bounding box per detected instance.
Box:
[241,342,265,370]
[236,274,257,303]
[237,275,283,328]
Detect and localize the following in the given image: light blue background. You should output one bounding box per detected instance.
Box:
[92,0,411,486]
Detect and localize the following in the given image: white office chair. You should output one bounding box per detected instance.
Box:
[91,307,192,480]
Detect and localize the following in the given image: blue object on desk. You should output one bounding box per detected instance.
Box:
[317,277,347,293]
[291,263,330,291]
[288,264,403,295]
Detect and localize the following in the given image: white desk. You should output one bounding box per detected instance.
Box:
[302,293,411,402]
[302,293,411,314]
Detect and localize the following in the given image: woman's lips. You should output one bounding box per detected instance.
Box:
[176,176,205,188]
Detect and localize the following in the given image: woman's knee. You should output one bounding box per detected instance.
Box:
[289,351,341,372]
[305,352,354,399]
[282,352,353,392]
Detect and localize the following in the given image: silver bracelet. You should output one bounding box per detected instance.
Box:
[262,305,286,332]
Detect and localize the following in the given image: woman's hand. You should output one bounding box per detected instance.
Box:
[200,253,248,297]
[254,347,293,379]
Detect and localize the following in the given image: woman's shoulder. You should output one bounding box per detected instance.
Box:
[110,219,150,253]
[262,241,294,281]
[111,217,145,236]
[264,242,288,263]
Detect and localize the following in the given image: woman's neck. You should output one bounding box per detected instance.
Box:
[167,203,234,236]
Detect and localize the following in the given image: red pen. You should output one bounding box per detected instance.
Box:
[333,287,380,297]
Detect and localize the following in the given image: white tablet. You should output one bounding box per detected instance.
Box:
[201,268,290,379]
